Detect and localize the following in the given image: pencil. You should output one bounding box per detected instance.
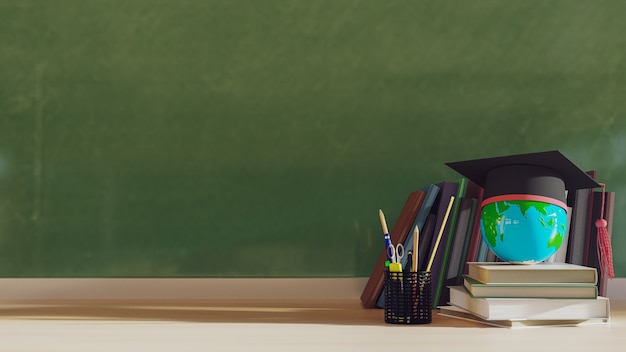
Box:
[412,225,419,272]
[426,196,455,272]
[379,209,393,265]
[378,209,389,234]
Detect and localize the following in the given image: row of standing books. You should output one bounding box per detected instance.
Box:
[360,171,614,309]
[440,262,610,328]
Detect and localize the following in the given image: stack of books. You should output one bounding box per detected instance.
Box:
[440,262,611,328]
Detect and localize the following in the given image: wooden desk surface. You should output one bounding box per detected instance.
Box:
[1,298,625,351]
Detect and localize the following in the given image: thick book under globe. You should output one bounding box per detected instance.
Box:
[467,262,598,284]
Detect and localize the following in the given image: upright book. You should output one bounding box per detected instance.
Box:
[442,197,475,292]
[467,262,598,284]
[448,285,610,321]
[456,180,483,279]
[463,182,485,269]
[417,213,437,270]
[582,171,598,267]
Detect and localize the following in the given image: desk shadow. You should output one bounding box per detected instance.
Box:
[0,299,483,327]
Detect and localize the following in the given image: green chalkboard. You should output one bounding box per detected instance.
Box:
[1,1,625,277]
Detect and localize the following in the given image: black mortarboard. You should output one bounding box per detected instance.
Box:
[445,150,599,206]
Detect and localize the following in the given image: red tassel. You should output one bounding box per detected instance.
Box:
[595,183,614,279]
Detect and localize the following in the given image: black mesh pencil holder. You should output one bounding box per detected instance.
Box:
[384,270,432,324]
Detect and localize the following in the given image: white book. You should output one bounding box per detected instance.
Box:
[439,305,610,329]
[448,285,610,321]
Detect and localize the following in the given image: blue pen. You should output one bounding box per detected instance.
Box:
[379,209,392,266]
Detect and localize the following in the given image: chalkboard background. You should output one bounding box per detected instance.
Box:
[1,1,625,277]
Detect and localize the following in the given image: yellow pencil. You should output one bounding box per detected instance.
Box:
[379,209,393,265]
[412,225,419,272]
[426,196,455,272]
[378,209,389,234]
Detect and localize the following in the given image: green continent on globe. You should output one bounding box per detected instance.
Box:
[517,201,550,216]
[481,202,506,247]
[547,220,567,249]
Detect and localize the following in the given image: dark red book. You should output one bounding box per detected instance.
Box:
[360,190,426,308]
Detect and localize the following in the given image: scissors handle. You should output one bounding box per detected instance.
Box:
[387,244,395,263]
[387,244,405,263]
[394,243,405,262]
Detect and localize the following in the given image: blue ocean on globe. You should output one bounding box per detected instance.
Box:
[480,200,568,263]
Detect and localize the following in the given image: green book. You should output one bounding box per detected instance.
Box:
[462,275,598,299]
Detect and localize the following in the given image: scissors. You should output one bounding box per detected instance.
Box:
[387,243,405,264]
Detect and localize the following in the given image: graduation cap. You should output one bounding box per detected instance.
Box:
[445,150,599,209]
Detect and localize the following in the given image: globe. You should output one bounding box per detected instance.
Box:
[480,200,568,263]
